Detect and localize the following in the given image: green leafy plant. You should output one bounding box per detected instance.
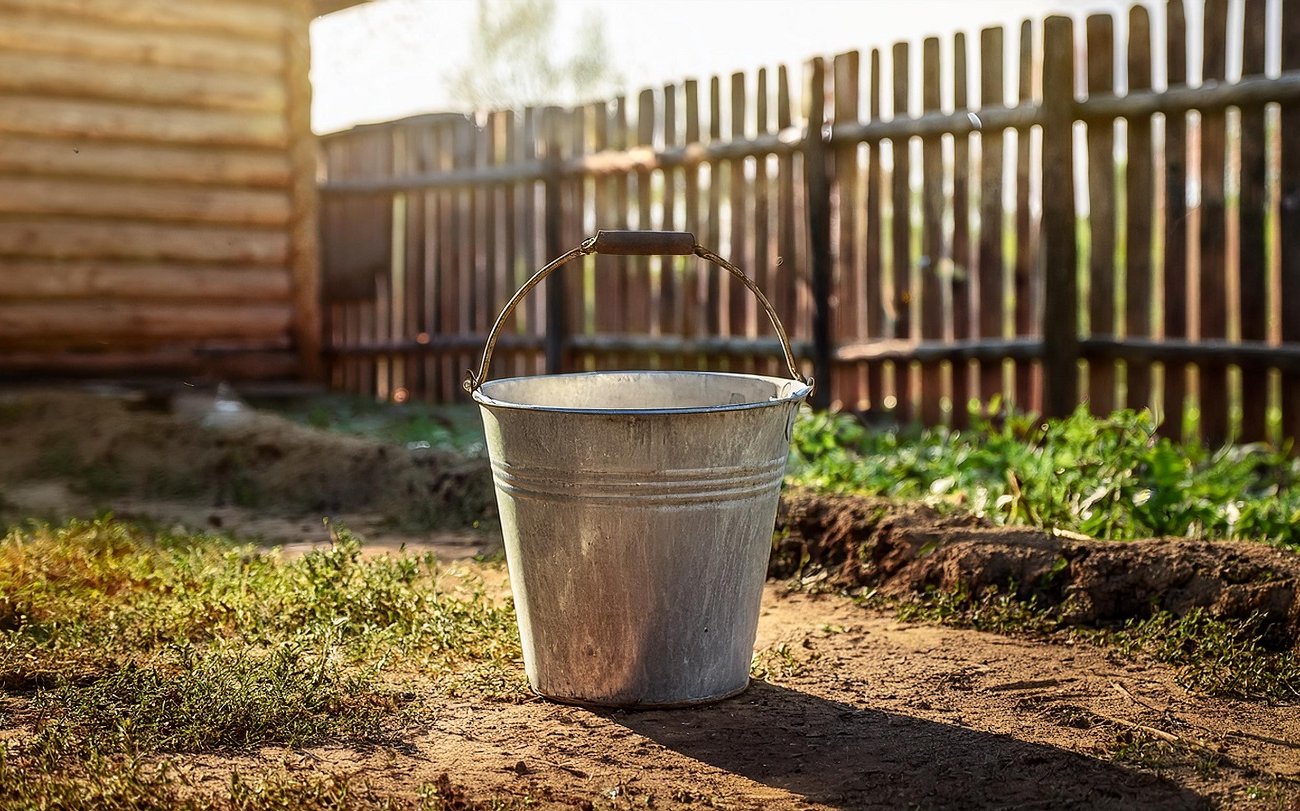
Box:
[789,404,1300,548]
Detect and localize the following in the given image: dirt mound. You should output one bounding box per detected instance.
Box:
[774,488,1300,649]
[0,391,496,531]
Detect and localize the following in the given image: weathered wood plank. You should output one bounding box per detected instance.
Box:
[1086,14,1117,415]
[706,79,723,339]
[564,106,586,367]
[0,349,301,380]
[1198,0,1229,442]
[892,41,915,421]
[0,135,290,188]
[0,218,288,264]
[978,26,1006,405]
[1013,19,1038,413]
[610,96,633,360]
[0,301,293,341]
[919,38,944,426]
[499,110,521,383]
[1164,0,1189,435]
[729,73,751,348]
[833,51,861,406]
[0,7,283,74]
[1281,0,1300,444]
[591,100,619,364]
[0,176,290,226]
[1041,15,1079,417]
[0,50,285,112]
[635,87,657,339]
[435,121,459,385]
[455,115,477,385]
[1238,0,1269,442]
[0,0,293,41]
[806,57,834,408]
[775,67,798,347]
[951,32,972,425]
[864,49,886,411]
[1125,5,1155,412]
[661,83,681,346]
[0,261,292,300]
[0,96,287,148]
[752,68,770,355]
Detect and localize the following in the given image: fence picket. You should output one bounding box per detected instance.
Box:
[920,38,945,425]
[864,48,885,411]
[753,67,773,376]
[833,51,861,407]
[1013,19,1038,413]
[683,82,702,349]
[1041,15,1078,417]
[566,106,587,369]
[776,66,799,349]
[978,26,1005,407]
[661,83,680,349]
[706,77,723,343]
[1282,0,1300,443]
[1199,0,1230,442]
[1238,0,1269,442]
[1164,0,1189,435]
[729,72,750,358]
[1086,14,1117,415]
[1125,6,1154,413]
[891,42,914,421]
[634,88,656,345]
[951,32,972,427]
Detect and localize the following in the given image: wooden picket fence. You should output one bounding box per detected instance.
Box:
[319,0,1300,445]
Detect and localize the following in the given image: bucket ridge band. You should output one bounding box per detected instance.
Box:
[490,456,787,504]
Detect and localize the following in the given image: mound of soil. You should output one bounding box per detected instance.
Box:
[774,488,1300,649]
[0,390,496,531]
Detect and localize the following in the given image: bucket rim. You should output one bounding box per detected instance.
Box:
[471,369,812,415]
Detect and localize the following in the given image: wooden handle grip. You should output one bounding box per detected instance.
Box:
[588,230,696,256]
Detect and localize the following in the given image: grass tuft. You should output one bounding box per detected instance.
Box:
[29,643,393,759]
[1091,609,1300,703]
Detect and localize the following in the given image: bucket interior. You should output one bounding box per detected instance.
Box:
[475,371,809,412]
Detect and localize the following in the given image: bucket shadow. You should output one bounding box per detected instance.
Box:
[601,681,1208,810]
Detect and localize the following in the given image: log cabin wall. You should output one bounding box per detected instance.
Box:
[0,0,322,382]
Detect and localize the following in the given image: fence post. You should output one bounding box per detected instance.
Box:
[804,57,834,410]
[1282,0,1300,445]
[542,106,567,375]
[1039,16,1079,417]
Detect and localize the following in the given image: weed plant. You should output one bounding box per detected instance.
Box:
[789,403,1300,548]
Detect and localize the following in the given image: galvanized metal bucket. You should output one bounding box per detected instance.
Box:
[464,230,813,708]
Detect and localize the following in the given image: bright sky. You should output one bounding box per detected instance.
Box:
[310,0,1137,134]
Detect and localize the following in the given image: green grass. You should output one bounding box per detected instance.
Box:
[789,403,1300,549]
[0,518,524,778]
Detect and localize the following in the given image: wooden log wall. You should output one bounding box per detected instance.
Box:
[320,1,1300,447]
[0,0,320,381]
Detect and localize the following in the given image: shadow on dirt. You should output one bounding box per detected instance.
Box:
[605,681,1207,810]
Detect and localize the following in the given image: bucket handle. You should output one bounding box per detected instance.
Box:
[463,230,812,393]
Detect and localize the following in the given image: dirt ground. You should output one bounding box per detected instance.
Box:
[2,387,1298,808]
[182,582,1300,810]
